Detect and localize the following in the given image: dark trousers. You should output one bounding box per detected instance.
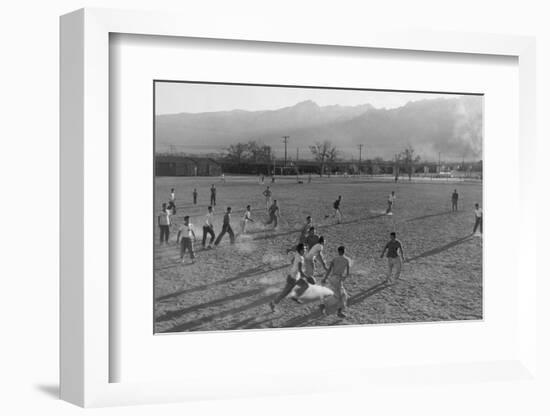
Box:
[386,201,393,213]
[180,237,195,259]
[202,225,215,247]
[210,195,216,206]
[159,225,170,243]
[214,223,234,245]
[193,195,197,204]
[473,216,483,233]
[266,213,278,227]
[452,200,458,211]
[273,275,309,305]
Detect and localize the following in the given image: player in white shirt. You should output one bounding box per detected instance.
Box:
[241,205,254,233]
[202,206,216,249]
[473,203,483,234]
[304,236,328,277]
[320,245,352,318]
[269,243,314,312]
[177,216,196,264]
[157,203,172,245]
[170,188,175,202]
[386,191,396,214]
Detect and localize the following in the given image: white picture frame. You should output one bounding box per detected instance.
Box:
[60,7,537,407]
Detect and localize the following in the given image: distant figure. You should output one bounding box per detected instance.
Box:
[333,195,343,223]
[308,173,312,183]
[176,216,196,264]
[298,216,313,245]
[170,188,175,202]
[473,203,483,234]
[386,191,396,214]
[304,236,328,277]
[202,206,216,249]
[269,243,314,312]
[265,200,280,229]
[320,245,352,318]
[210,185,216,206]
[241,205,254,233]
[380,232,405,284]
[221,173,226,183]
[262,186,273,210]
[193,188,198,205]
[214,207,235,245]
[261,174,265,184]
[157,203,171,245]
[451,189,459,211]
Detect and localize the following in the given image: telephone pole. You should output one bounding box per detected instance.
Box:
[296,147,299,161]
[282,136,289,167]
[358,144,364,173]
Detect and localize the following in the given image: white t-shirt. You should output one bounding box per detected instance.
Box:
[306,243,324,261]
[158,210,171,226]
[474,208,483,218]
[289,253,304,279]
[388,193,396,203]
[170,192,175,201]
[243,211,251,221]
[179,223,195,238]
[204,212,213,227]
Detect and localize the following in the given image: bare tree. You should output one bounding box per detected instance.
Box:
[309,141,338,177]
[399,144,421,181]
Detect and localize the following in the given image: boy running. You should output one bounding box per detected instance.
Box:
[214,207,235,246]
[269,243,314,312]
[380,232,405,284]
[265,200,280,229]
[176,216,196,264]
[304,236,328,277]
[170,188,175,203]
[202,206,216,249]
[157,203,172,245]
[241,205,254,233]
[473,203,483,234]
[304,227,320,251]
[451,189,459,211]
[320,245,351,318]
[325,195,342,223]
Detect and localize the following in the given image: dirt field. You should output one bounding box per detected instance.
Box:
[154,175,482,333]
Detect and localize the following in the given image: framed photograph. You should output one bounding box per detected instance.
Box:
[60,8,537,407]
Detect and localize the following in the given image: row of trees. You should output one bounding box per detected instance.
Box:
[225,139,423,178]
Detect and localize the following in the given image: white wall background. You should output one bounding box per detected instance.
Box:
[0,0,547,415]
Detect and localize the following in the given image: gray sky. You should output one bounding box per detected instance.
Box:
[155,82,464,115]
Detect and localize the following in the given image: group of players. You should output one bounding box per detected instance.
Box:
[157,179,481,318]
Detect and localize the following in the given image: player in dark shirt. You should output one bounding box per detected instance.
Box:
[214,207,235,246]
[304,227,320,251]
[451,189,459,211]
[380,232,405,284]
[324,195,343,223]
[210,185,217,206]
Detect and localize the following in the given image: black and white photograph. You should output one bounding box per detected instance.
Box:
[153,81,483,334]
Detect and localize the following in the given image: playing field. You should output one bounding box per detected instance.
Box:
[154,176,482,333]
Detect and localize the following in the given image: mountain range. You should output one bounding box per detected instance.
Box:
[155,96,483,161]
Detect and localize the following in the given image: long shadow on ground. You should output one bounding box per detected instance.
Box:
[156,264,287,301]
[280,281,390,328]
[406,235,472,262]
[162,294,275,333]
[156,287,266,323]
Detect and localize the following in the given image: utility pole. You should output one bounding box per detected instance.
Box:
[358,144,364,174]
[296,147,299,161]
[282,136,289,167]
[438,152,441,173]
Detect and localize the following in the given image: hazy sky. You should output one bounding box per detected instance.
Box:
[155,82,465,115]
